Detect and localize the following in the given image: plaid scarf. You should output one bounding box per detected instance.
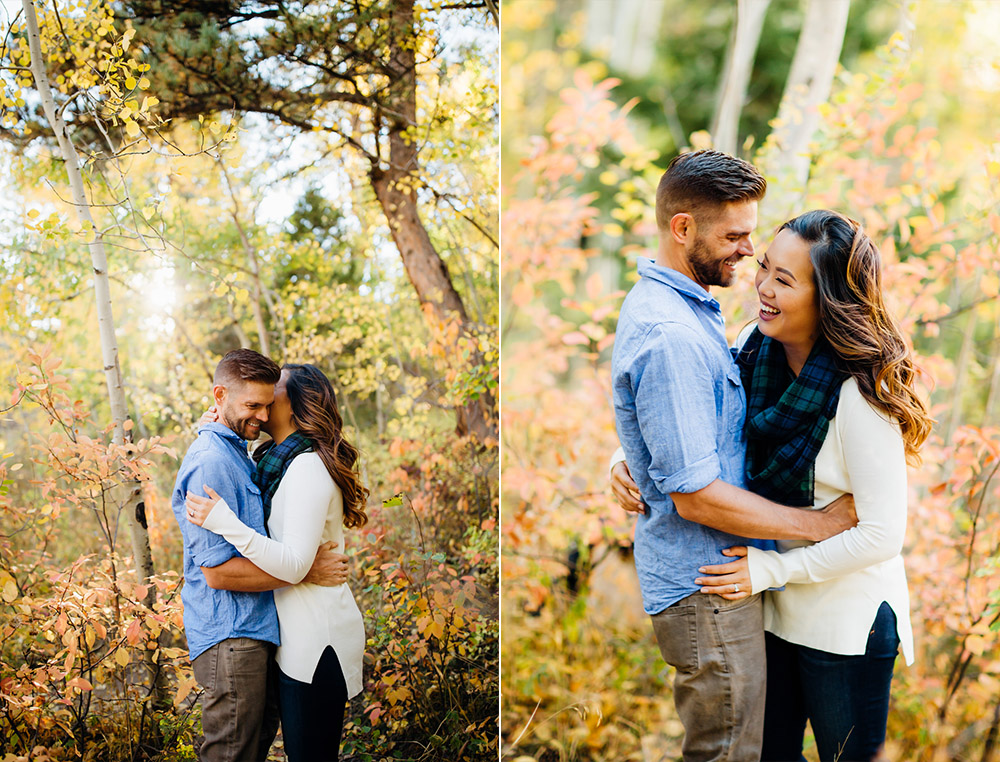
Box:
[252,431,314,526]
[736,327,847,507]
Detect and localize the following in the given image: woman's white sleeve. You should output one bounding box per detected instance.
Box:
[608,445,627,475]
[746,389,908,594]
[201,455,336,584]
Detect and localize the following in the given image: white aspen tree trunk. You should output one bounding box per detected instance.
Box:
[628,0,663,77]
[608,0,642,74]
[23,0,157,597]
[762,0,850,223]
[23,0,167,708]
[711,0,771,155]
[584,0,616,57]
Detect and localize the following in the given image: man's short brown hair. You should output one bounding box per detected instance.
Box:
[213,349,281,388]
[655,150,767,230]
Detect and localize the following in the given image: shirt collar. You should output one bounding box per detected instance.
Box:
[199,421,249,448]
[637,258,721,311]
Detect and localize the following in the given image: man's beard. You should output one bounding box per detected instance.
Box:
[222,410,262,440]
[688,235,736,288]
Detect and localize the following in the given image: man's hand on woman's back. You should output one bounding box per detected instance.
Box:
[303,541,349,586]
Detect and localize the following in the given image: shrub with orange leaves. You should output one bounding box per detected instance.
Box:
[0,347,197,760]
[343,431,499,761]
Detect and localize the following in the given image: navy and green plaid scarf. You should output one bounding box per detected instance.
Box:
[736,327,847,507]
[252,431,314,526]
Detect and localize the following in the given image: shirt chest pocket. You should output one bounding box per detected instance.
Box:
[244,481,267,528]
[722,365,746,434]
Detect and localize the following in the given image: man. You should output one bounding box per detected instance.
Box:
[171,348,347,762]
[610,150,856,761]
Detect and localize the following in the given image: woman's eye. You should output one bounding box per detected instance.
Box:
[777,279,789,287]
[756,260,765,268]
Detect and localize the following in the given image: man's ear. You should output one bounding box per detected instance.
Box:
[212,385,227,408]
[669,212,696,245]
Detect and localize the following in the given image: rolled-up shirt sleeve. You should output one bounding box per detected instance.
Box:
[627,323,723,496]
[746,388,908,593]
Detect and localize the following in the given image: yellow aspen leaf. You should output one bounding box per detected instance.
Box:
[427,617,445,640]
[174,675,198,706]
[2,580,17,602]
[138,77,150,89]
[27,208,40,219]
[115,648,129,667]
[125,76,136,89]
[125,119,141,138]
[85,625,96,648]
[141,205,154,220]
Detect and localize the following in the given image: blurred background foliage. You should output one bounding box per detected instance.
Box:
[501,1,1000,760]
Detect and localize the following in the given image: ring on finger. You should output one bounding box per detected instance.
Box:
[734,583,740,593]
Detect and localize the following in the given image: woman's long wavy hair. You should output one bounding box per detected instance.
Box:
[284,363,369,527]
[779,210,933,463]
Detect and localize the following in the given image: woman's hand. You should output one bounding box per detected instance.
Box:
[611,460,646,514]
[695,546,751,600]
[185,485,222,527]
[198,406,220,428]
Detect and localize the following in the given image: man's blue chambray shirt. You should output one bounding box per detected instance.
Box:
[611,258,775,616]
[171,423,279,660]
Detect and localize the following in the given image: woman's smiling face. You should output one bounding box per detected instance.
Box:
[755,228,821,353]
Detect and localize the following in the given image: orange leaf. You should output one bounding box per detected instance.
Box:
[125,618,142,646]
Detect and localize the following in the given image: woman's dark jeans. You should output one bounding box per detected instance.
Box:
[278,645,348,762]
[762,601,900,762]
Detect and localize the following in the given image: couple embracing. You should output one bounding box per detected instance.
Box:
[170,349,366,762]
[610,151,931,761]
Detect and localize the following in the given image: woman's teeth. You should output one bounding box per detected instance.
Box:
[761,305,780,314]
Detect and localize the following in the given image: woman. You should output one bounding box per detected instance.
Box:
[613,210,932,761]
[186,363,368,762]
